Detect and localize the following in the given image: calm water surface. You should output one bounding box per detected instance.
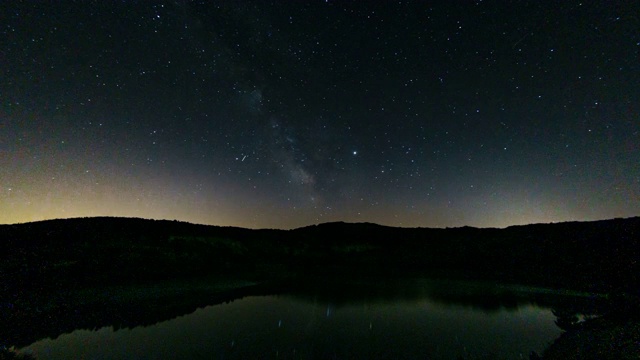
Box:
[19,282,565,359]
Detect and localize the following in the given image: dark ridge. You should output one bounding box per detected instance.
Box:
[1,216,639,350]
[1,216,638,292]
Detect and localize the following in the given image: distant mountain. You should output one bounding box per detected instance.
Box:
[1,216,639,294]
[2,216,639,352]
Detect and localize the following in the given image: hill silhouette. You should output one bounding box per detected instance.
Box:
[2,216,640,352]
[1,216,639,294]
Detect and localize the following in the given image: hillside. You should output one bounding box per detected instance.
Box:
[1,216,640,351]
[1,216,639,293]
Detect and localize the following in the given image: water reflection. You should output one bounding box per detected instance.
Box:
[21,296,561,359]
[14,279,599,359]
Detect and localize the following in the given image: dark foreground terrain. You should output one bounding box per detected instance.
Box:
[1,216,639,358]
[2,216,639,292]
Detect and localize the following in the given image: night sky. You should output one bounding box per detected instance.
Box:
[2,1,638,229]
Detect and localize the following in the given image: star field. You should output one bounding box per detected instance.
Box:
[1,1,638,229]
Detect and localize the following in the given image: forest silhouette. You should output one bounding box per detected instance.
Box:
[1,216,639,357]
[2,216,639,293]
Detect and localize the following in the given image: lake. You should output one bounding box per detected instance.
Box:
[14,279,600,359]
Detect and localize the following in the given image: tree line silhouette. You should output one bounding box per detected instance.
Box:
[1,216,639,295]
[1,216,639,355]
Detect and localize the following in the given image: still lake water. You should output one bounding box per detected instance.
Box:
[19,281,570,359]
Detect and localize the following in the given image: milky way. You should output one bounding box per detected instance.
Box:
[1,1,638,228]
